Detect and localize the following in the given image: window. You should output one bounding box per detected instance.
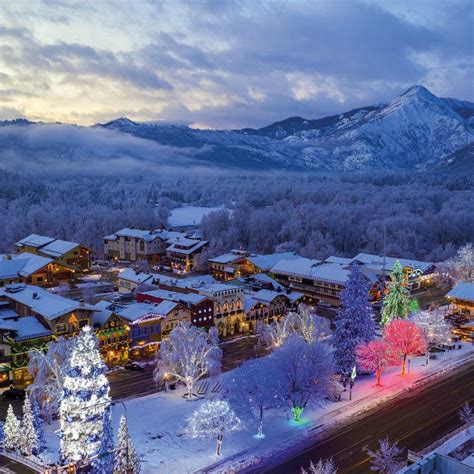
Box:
[56,323,67,334]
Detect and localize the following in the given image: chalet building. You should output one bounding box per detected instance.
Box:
[137,289,214,330]
[346,253,436,292]
[271,257,378,306]
[15,234,91,272]
[117,268,155,293]
[166,238,208,272]
[209,250,299,281]
[0,253,76,287]
[0,316,53,387]
[446,282,474,319]
[116,300,192,358]
[103,228,187,262]
[0,284,96,385]
[92,301,130,366]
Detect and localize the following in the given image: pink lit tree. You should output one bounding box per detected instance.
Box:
[356,340,399,386]
[384,320,427,376]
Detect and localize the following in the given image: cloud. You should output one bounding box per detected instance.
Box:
[0,0,472,128]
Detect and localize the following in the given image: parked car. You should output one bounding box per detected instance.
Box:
[124,362,145,371]
[2,387,26,399]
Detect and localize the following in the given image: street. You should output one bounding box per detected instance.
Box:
[0,335,267,417]
[253,362,474,474]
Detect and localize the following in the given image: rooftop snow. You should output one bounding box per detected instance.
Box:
[0,253,53,279]
[15,233,55,248]
[350,253,433,273]
[166,239,208,255]
[208,253,241,264]
[118,268,154,284]
[116,301,178,322]
[446,282,474,302]
[0,316,52,341]
[272,258,351,284]
[247,252,300,271]
[40,239,79,257]
[139,289,207,305]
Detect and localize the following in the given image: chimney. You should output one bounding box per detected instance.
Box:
[32,292,39,299]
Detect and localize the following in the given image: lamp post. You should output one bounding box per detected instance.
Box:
[349,366,357,401]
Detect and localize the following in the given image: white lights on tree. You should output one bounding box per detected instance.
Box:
[114,415,141,474]
[3,404,20,452]
[186,400,241,456]
[153,322,222,399]
[20,397,39,456]
[59,326,111,464]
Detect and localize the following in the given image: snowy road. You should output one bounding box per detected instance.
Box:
[254,361,474,473]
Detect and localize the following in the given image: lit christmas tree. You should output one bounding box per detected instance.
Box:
[114,415,140,474]
[31,398,46,453]
[3,404,20,452]
[381,260,411,325]
[20,397,39,456]
[92,407,115,474]
[334,263,375,375]
[59,326,111,465]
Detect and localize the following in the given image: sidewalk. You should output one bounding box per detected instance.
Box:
[202,344,474,474]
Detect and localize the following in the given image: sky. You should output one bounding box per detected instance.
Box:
[0,0,473,129]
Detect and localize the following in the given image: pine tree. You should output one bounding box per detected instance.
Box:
[20,397,39,456]
[31,398,46,453]
[334,263,375,375]
[3,404,20,452]
[59,326,111,464]
[92,407,115,474]
[381,261,411,325]
[114,415,140,474]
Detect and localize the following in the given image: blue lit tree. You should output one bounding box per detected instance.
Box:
[31,398,45,454]
[91,407,114,474]
[334,263,375,375]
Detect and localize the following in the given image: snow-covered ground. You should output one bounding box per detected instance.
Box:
[168,206,227,228]
[38,342,474,473]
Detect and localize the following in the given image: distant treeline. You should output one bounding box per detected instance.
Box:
[0,171,472,262]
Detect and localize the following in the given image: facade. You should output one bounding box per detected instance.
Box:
[137,289,214,330]
[117,268,155,293]
[209,250,299,281]
[166,238,208,272]
[446,282,474,318]
[0,253,77,287]
[104,228,187,262]
[92,302,130,366]
[15,233,91,272]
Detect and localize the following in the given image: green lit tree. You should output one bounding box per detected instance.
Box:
[381,261,411,326]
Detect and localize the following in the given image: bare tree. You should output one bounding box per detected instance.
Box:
[458,402,473,424]
[301,458,337,474]
[365,438,403,473]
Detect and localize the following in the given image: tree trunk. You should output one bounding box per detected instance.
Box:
[216,433,223,455]
[376,368,382,386]
[401,354,407,376]
[257,407,264,437]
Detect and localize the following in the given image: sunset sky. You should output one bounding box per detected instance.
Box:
[1,0,472,128]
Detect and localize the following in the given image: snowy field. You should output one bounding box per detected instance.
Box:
[39,342,474,474]
[168,206,227,228]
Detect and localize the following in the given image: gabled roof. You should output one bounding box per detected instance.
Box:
[208,253,242,264]
[253,289,287,304]
[271,257,322,278]
[15,234,55,248]
[247,252,300,272]
[116,301,178,322]
[118,268,153,285]
[326,256,353,265]
[139,289,208,305]
[0,316,52,341]
[166,239,208,255]
[40,239,79,257]
[0,284,96,321]
[0,253,54,279]
[350,253,433,273]
[446,282,474,303]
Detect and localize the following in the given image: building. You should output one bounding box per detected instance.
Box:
[15,234,91,272]
[446,282,474,319]
[92,301,130,366]
[0,253,77,287]
[137,289,214,330]
[116,300,192,358]
[347,253,435,291]
[166,238,208,272]
[209,250,299,281]
[103,228,187,262]
[117,268,155,293]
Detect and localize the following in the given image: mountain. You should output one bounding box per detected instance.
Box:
[0,85,472,173]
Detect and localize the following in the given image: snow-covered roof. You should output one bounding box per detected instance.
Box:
[272,258,351,285]
[166,239,208,255]
[0,284,95,320]
[139,289,208,305]
[116,301,178,322]
[287,291,304,303]
[197,283,243,297]
[152,273,218,290]
[247,252,300,271]
[446,282,474,303]
[208,253,242,264]
[40,239,79,257]
[253,289,285,304]
[0,316,52,341]
[326,256,353,265]
[350,253,433,273]
[15,234,55,248]
[243,295,260,312]
[118,268,153,284]
[0,253,54,279]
